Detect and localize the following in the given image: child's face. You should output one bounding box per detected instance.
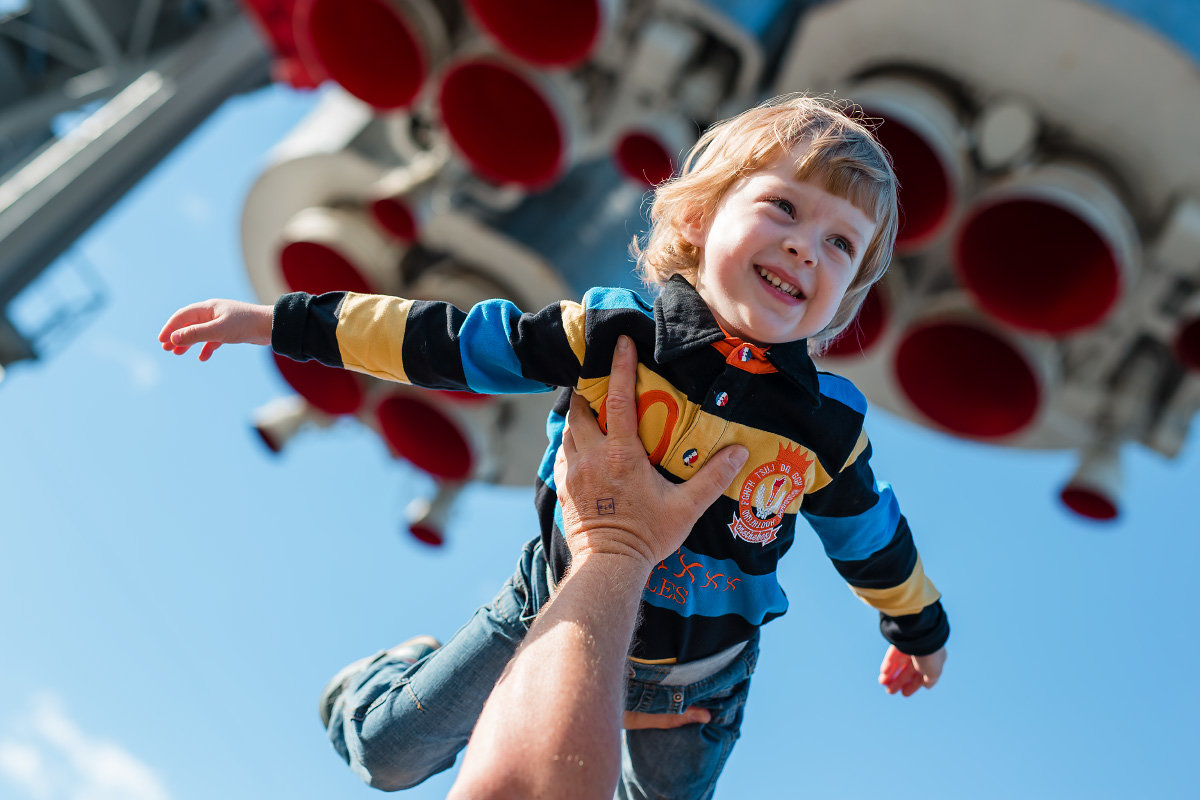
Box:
[685,146,878,345]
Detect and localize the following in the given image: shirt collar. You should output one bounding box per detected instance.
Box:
[652,274,822,405]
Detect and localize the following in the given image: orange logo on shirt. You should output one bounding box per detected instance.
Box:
[729,444,814,545]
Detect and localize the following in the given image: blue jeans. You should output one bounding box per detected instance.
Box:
[326,538,759,798]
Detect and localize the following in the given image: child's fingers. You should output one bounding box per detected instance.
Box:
[169,317,227,348]
[158,303,215,343]
[622,707,710,730]
[881,659,928,697]
[199,341,221,361]
[879,651,917,694]
[878,645,908,681]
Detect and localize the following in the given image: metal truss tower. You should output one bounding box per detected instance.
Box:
[0,0,272,373]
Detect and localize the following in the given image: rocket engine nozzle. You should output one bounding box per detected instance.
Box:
[953,164,1137,335]
[272,352,366,416]
[251,395,333,454]
[376,393,475,481]
[894,314,1045,439]
[295,0,445,110]
[278,207,403,296]
[368,197,420,243]
[437,58,568,189]
[1173,297,1200,373]
[614,131,676,187]
[821,284,887,359]
[1060,440,1121,522]
[851,77,967,252]
[464,0,607,67]
[404,481,465,547]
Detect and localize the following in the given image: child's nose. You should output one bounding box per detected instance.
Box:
[784,233,818,266]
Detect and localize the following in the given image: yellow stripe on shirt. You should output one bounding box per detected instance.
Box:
[560,301,587,367]
[334,293,415,383]
[576,368,835,510]
[849,555,941,617]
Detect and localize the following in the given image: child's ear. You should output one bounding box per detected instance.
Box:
[679,207,707,249]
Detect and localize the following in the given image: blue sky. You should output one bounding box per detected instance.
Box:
[1,2,1198,798]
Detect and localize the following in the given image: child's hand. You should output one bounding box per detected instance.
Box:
[623,708,711,730]
[158,299,273,361]
[878,644,946,697]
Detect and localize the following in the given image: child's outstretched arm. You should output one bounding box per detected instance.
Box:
[159,299,272,361]
[879,644,947,697]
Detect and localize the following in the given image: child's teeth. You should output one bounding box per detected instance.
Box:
[758,266,800,298]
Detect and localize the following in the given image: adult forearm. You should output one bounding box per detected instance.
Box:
[450,553,649,800]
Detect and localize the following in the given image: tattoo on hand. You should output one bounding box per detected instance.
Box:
[597,498,615,515]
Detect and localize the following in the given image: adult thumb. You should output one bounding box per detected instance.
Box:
[682,445,748,508]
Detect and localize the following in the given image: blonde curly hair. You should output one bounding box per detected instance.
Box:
[633,93,899,345]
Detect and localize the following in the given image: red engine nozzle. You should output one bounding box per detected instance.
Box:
[1059,485,1119,521]
[894,319,1042,439]
[277,207,402,296]
[376,394,474,480]
[272,352,365,416]
[955,199,1121,335]
[821,284,887,359]
[437,59,567,189]
[954,165,1137,335]
[464,0,603,67]
[614,131,676,187]
[851,77,966,252]
[1174,315,1200,373]
[279,241,374,296]
[368,197,420,243]
[865,110,957,250]
[1060,440,1121,522]
[295,0,432,110]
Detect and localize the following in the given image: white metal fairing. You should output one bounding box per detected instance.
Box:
[251,395,334,454]
[240,91,388,303]
[277,206,406,295]
[774,0,1200,219]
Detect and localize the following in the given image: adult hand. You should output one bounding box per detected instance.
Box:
[554,335,748,572]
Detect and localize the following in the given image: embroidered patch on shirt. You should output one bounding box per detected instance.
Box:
[729,444,814,545]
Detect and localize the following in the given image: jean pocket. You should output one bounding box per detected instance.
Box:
[352,675,406,723]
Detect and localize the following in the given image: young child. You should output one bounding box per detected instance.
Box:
[160,94,948,798]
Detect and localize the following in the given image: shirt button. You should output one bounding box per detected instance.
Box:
[715,391,729,407]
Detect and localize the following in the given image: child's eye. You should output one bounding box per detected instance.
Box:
[832,237,855,257]
[769,197,795,217]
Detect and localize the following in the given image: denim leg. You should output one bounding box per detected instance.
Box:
[617,633,760,800]
[327,538,550,791]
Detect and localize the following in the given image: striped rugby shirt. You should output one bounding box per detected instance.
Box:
[273,274,949,663]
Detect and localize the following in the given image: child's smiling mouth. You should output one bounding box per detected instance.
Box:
[756,266,806,301]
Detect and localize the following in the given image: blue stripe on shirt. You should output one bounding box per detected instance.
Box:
[458,299,554,394]
[803,481,901,561]
[641,546,788,624]
[538,408,566,490]
[817,371,868,415]
[582,286,654,315]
